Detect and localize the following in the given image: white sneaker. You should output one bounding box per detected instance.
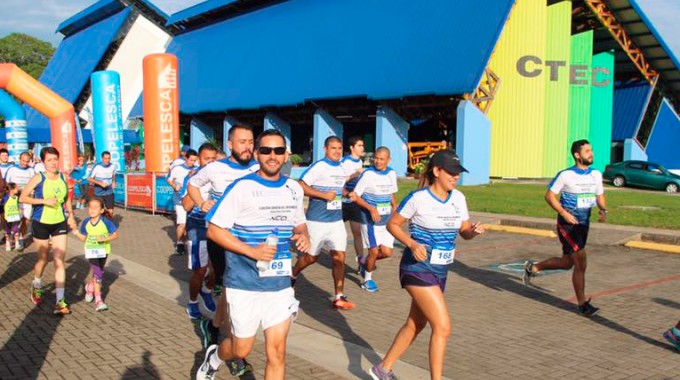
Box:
[196,344,220,380]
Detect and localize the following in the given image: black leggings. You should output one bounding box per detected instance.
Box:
[207,239,225,285]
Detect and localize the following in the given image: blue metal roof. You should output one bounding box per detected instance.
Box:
[135,0,170,20]
[57,0,125,36]
[166,0,238,26]
[129,94,144,118]
[646,99,680,169]
[25,8,131,130]
[169,0,514,114]
[612,81,652,141]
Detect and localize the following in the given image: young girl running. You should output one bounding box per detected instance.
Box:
[371,150,485,380]
[72,198,119,311]
[3,183,22,251]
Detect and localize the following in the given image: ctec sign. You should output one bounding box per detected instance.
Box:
[516,55,611,87]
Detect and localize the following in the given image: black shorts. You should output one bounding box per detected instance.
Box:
[399,268,446,292]
[556,222,589,255]
[342,202,362,223]
[207,238,226,282]
[99,194,115,210]
[32,220,69,240]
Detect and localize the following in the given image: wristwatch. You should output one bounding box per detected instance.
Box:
[599,209,608,214]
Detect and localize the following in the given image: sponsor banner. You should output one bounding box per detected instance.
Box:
[126,173,154,210]
[154,173,174,213]
[114,173,126,206]
[91,71,126,172]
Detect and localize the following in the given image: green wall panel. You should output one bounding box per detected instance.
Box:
[567,31,593,164]
[542,1,571,177]
[589,51,615,172]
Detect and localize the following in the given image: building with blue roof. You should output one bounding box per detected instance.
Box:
[5,0,680,181]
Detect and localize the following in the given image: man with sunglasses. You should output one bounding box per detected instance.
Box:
[292,136,356,310]
[187,125,258,376]
[197,129,310,380]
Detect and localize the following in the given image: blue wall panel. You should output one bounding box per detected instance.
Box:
[624,138,648,161]
[456,100,490,186]
[647,100,680,169]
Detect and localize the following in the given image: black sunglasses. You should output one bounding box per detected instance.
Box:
[257,146,287,155]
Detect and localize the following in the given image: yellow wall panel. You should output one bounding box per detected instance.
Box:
[488,0,547,178]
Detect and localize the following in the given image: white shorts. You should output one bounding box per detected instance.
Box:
[175,205,187,224]
[225,287,299,338]
[20,203,32,220]
[361,224,394,250]
[187,238,208,270]
[307,220,347,256]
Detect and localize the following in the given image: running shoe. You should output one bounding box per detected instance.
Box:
[361,279,379,293]
[84,282,94,303]
[333,295,357,310]
[522,261,536,286]
[5,240,11,251]
[578,299,599,317]
[199,291,216,313]
[16,241,24,252]
[95,301,109,312]
[199,319,219,349]
[196,344,219,380]
[226,358,253,377]
[212,284,222,297]
[186,302,202,319]
[663,328,680,350]
[31,285,44,305]
[53,299,71,315]
[176,243,185,256]
[370,363,398,380]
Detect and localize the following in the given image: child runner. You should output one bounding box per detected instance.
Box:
[3,183,22,251]
[72,198,119,311]
[370,150,485,380]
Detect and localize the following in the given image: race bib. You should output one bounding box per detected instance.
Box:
[327,195,342,210]
[85,247,107,259]
[576,194,596,209]
[5,213,20,223]
[430,248,455,265]
[377,202,392,216]
[259,253,292,277]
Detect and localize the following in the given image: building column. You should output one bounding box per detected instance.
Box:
[375,106,408,177]
[456,100,491,185]
[313,109,343,162]
[189,118,214,151]
[264,112,292,150]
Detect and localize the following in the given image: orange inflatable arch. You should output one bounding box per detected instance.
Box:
[0,63,77,171]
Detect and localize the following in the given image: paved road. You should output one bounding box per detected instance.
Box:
[1,207,680,379]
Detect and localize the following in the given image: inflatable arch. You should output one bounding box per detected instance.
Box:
[0,63,77,171]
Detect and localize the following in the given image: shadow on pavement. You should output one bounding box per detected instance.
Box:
[297,254,381,380]
[653,297,680,310]
[121,351,160,379]
[0,255,97,379]
[0,252,37,291]
[452,260,677,353]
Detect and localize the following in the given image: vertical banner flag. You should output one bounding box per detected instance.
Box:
[91,71,126,172]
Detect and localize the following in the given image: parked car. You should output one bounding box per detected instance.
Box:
[603,160,680,193]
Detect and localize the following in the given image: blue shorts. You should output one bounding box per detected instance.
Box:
[399,269,446,292]
[186,220,208,270]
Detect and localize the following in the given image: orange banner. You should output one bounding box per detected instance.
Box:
[126,173,154,209]
[143,54,179,173]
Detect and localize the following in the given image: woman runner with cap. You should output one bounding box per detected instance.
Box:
[370,150,485,380]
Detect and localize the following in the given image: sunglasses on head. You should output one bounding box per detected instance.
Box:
[257,146,287,155]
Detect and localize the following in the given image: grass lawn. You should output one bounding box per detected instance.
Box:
[396,180,680,230]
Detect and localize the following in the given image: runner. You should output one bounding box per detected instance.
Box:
[72,197,119,312]
[340,136,366,269]
[196,129,310,380]
[180,143,218,322]
[349,146,398,292]
[167,149,198,255]
[292,136,356,310]
[71,155,88,209]
[523,139,607,317]
[170,145,192,171]
[3,183,20,251]
[88,151,116,218]
[20,147,77,315]
[0,148,13,178]
[4,151,36,251]
[370,150,484,380]
[187,124,258,375]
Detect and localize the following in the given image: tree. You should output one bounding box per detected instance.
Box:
[0,33,55,79]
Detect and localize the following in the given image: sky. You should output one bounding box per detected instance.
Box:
[0,0,679,61]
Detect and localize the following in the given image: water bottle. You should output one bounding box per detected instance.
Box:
[257,228,278,272]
